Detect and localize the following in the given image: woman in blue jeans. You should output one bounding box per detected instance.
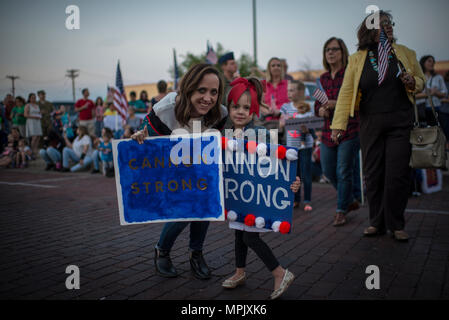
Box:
[314,37,361,226]
[131,64,228,279]
[61,126,99,172]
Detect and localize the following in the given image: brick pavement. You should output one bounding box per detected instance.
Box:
[1,162,448,300]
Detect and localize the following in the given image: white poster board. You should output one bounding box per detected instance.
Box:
[421,169,443,194]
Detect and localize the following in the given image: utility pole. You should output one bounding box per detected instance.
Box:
[66,69,79,102]
[252,0,257,66]
[6,75,19,97]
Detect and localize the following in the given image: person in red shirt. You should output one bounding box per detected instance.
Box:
[75,88,95,136]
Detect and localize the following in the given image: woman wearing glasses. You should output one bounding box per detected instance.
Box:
[330,11,425,241]
[314,37,361,227]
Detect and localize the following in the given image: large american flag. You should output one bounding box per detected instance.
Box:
[110,61,128,123]
[378,29,391,85]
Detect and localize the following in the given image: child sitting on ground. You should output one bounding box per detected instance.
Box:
[16,138,32,168]
[0,134,17,168]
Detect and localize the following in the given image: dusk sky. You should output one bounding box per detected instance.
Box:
[1,0,448,102]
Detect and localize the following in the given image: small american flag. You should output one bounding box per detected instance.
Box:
[312,88,329,105]
[378,29,391,85]
[110,61,128,123]
[205,41,218,65]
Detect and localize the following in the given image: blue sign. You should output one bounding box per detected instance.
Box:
[222,141,298,232]
[112,132,225,225]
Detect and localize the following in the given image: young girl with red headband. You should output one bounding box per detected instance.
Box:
[222,77,300,300]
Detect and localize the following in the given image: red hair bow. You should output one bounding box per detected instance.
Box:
[227,78,259,117]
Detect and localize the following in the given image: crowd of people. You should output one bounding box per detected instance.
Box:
[1,9,448,299]
[0,82,171,175]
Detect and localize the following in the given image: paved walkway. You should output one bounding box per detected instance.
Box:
[1,161,448,300]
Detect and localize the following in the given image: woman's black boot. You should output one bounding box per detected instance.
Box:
[154,247,178,278]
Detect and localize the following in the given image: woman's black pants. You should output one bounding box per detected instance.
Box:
[359,108,413,232]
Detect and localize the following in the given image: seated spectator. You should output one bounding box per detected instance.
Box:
[128,91,147,113]
[40,128,64,171]
[150,80,168,108]
[16,138,32,168]
[126,107,141,132]
[61,126,99,172]
[103,102,117,116]
[0,134,17,168]
[122,125,134,139]
[138,90,150,112]
[10,127,22,145]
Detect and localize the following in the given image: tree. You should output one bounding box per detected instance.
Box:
[168,42,258,83]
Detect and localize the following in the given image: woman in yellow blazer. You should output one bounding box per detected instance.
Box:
[330,11,425,241]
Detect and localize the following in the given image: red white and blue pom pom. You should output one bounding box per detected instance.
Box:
[255,217,265,229]
[227,139,238,151]
[271,221,281,232]
[256,143,267,156]
[276,146,287,159]
[279,221,291,234]
[244,214,256,226]
[286,148,298,161]
[227,210,237,221]
[221,137,228,150]
[246,141,258,154]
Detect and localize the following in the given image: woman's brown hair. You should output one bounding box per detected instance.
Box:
[357,10,395,51]
[322,37,349,71]
[175,63,224,127]
[77,125,88,138]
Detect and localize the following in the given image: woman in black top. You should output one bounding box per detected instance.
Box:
[331,11,425,241]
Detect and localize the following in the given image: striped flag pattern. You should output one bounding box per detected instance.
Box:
[111,61,128,123]
[312,88,329,105]
[205,41,218,65]
[378,29,391,85]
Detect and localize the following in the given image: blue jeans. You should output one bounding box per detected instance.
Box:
[92,149,101,171]
[39,147,61,165]
[320,136,360,213]
[62,147,97,172]
[295,147,312,203]
[156,221,210,252]
[95,120,104,138]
